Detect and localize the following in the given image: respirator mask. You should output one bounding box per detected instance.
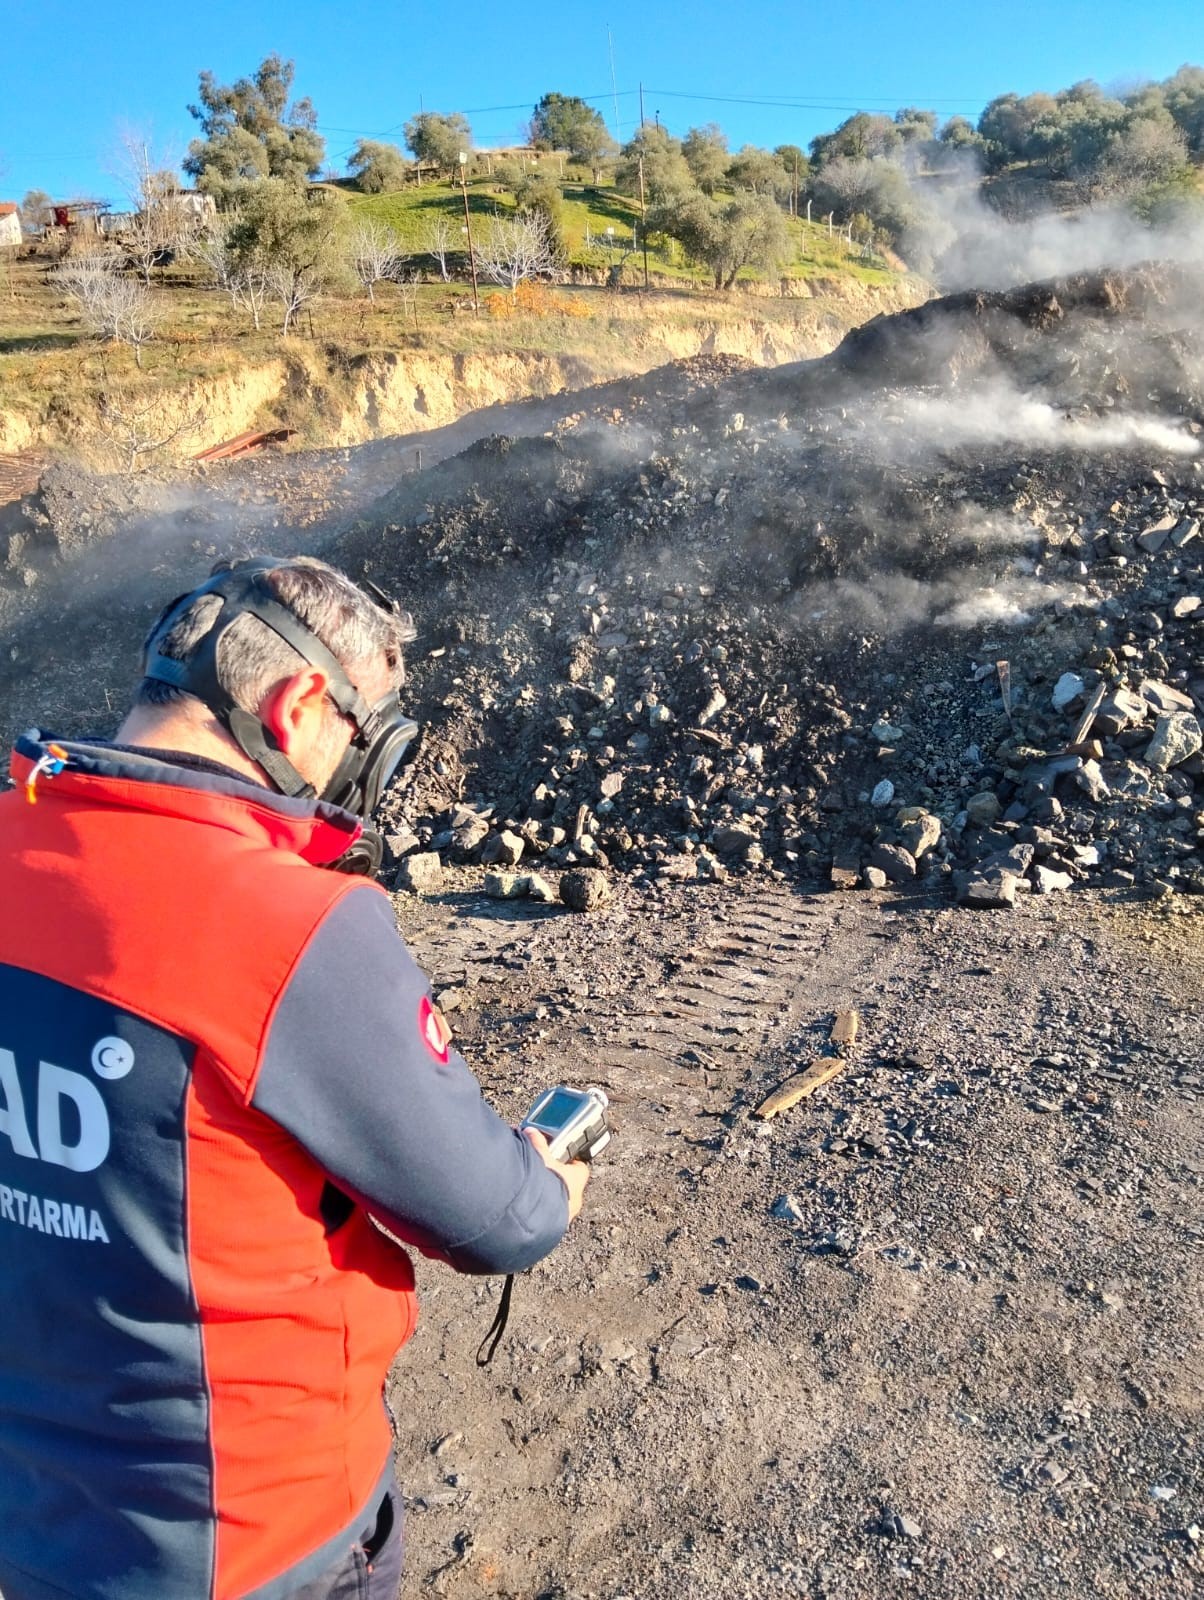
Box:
[142,558,418,875]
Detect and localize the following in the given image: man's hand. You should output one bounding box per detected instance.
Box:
[523,1127,590,1222]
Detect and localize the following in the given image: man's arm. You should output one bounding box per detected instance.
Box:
[252,887,576,1274]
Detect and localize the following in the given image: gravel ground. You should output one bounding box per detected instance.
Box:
[385,877,1202,1600]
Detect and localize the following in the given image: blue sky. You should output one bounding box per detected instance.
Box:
[2,0,1202,202]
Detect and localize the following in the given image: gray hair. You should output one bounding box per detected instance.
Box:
[135,556,416,716]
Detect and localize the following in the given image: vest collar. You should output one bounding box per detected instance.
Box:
[10,732,363,868]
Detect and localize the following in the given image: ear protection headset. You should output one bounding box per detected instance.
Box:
[142,558,418,874]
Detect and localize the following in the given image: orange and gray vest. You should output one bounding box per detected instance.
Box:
[0,734,568,1600]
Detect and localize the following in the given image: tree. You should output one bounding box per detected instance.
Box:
[97,390,206,472]
[418,212,456,280]
[184,54,324,202]
[529,93,616,179]
[648,190,788,290]
[1093,115,1192,201]
[225,179,345,333]
[615,126,695,205]
[512,173,566,256]
[107,125,195,285]
[977,91,1059,166]
[347,218,402,301]
[347,140,408,194]
[727,144,791,199]
[810,112,901,165]
[774,144,810,183]
[55,253,160,366]
[682,125,729,194]
[477,214,560,293]
[894,108,939,145]
[1161,64,1204,156]
[186,214,270,328]
[19,189,52,231]
[808,157,920,243]
[938,116,983,150]
[404,113,471,180]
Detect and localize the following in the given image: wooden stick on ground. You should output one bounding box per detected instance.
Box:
[752,1056,849,1120]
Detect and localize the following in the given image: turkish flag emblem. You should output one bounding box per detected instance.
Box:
[418,995,451,1064]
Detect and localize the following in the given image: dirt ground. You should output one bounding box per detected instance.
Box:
[385,876,1202,1599]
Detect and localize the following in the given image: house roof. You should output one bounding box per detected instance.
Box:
[0,204,19,217]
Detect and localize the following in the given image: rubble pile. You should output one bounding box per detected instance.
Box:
[331,267,1203,907]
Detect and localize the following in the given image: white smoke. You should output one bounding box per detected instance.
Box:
[903,152,1204,292]
[868,380,1201,461]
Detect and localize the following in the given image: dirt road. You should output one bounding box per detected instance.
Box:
[386,878,1202,1599]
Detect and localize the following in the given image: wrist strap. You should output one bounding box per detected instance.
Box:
[476,1274,515,1368]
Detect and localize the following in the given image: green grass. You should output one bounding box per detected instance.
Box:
[329,175,897,289]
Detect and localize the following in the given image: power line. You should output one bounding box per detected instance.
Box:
[645,88,985,114]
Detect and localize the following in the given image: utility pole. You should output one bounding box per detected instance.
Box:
[608,25,621,142]
[458,152,479,314]
[638,154,650,290]
[639,82,645,129]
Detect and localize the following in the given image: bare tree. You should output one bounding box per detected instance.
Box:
[186,215,270,330]
[97,390,206,473]
[395,269,421,328]
[265,261,322,334]
[418,212,454,281]
[347,218,402,302]
[477,214,559,294]
[106,124,193,286]
[55,253,161,366]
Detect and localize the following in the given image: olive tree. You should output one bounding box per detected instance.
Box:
[404,112,472,180]
[185,54,324,202]
[347,140,408,194]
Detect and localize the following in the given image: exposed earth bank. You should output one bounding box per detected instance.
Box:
[0,274,926,463]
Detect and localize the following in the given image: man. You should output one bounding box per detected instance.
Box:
[0,555,588,1600]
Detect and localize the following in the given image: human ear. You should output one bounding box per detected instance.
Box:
[259,668,330,756]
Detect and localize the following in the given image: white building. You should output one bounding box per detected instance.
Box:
[0,204,21,247]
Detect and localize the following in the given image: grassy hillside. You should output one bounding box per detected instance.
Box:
[332,175,896,287]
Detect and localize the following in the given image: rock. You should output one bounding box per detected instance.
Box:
[862,866,888,890]
[879,1509,922,1540]
[649,703,672,728]
[1137,516,1175,553]
[396,852,444,897]
[957,871,1019,909]
[1171,516,1199,547]
[770,1193,805,1222]
[484,871,525,899]
[897,807,941,860]
[1075,759,1110,802]
[869,842,917,884]
[1034,865,1073,894]
[1171,595,1201,619]
[385,825,421,860]
[1051,672,1085,711]
[966,790,1002,827]
[449,813,489,857]
[1140,679,1195,714]
[872,720,905,743]
[480,829,525,867]
[559,868,612,912]
[599,771,624,799]
[1096,688,1148,735]
[712,825,759,858]
[870,779,895,807]
[1145,712,1202,772]
[697,687,727,726]
[523,873,557,903]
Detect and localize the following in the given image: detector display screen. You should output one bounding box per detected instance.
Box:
[534,1089,585,1129]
